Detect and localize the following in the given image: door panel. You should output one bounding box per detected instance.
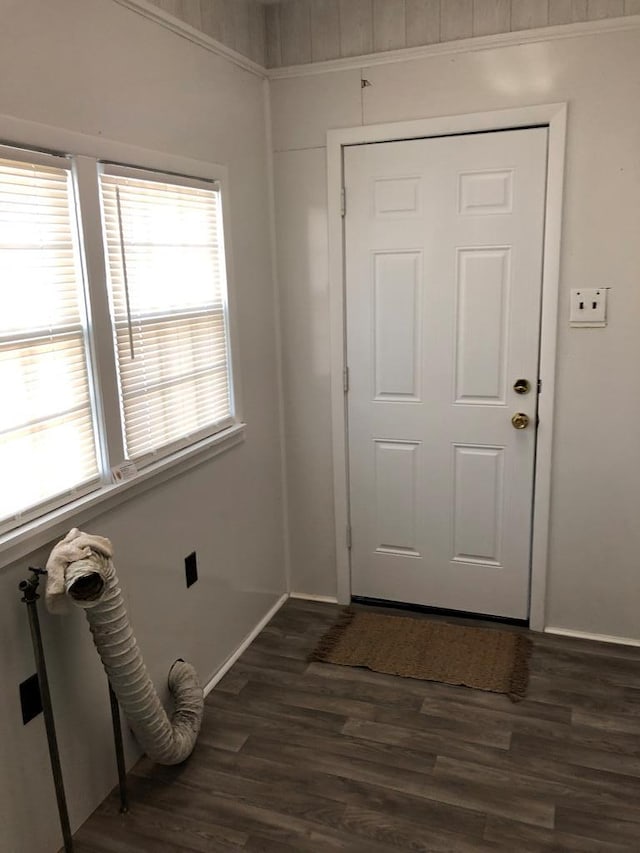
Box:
[455,248,510,404]
[452,444,504,566]
[345,128,548,619]
[374,439,421,556]
[374,251,422,400]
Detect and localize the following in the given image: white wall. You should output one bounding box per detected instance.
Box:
[0,2,285,852]
[272,25,640,640]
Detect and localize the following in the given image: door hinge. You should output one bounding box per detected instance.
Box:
[537,378,542,393]
[340,186,346,217]
[343,365,350,393]
[346,525,352,550]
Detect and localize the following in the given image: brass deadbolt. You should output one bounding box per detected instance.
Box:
[513,378,531,395]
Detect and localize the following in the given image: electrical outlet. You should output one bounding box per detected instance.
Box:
[20,673,42,724]
[570,288,607,327]
[185,551,198,588]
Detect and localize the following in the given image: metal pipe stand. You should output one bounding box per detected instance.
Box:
[19,568,74,853]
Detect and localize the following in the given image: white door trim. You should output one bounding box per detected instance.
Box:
[327,103,567,631]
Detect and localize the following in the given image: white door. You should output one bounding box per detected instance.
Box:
[345,128,548,620]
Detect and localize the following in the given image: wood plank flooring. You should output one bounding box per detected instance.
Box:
[73,599,640,852]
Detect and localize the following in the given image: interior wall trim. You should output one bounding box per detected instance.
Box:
[111,0,267,78]
[290,593,340,604]
[202,593,289,696]
[545,626,640,648]
[267,14,640,79]
[263,78,293,596]
[112,2,639,84]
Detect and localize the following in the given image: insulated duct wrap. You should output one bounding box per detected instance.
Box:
[46,529,203,765]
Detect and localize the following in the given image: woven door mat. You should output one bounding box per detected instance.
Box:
[310,608,532,702]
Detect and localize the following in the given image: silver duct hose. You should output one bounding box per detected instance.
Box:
[45,529,204,765]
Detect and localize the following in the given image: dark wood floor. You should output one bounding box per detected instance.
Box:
[73,599,640,852]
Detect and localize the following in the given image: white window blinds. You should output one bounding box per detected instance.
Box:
[0,152,100,530]
[99,167,233,465]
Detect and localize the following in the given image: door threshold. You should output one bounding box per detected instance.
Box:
[351,596,529,628]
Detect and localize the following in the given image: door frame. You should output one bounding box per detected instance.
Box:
[327,103,567,631]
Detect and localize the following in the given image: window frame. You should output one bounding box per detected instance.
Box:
[0,143,103,533]
[0,120,244,566]
[98,161,237,468]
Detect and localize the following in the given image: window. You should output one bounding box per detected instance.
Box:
[0,150,100,532]
[0,144,238,538]
[99,167,233,464]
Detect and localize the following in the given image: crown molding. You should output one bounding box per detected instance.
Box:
[110,2,640,83]
[268,14,640,79]
[111,0,266,78]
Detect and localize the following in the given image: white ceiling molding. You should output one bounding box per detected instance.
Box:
[268,13,640,79]
[111,0,267,78]
[111,2,639,81]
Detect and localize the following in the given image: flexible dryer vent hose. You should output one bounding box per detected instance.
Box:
[45,529,203,765]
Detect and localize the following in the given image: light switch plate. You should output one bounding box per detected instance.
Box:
[570,288,607,327]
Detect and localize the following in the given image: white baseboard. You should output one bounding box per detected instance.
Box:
[545,626,640,648]
[202,592,289,696]
[290,592,339,604]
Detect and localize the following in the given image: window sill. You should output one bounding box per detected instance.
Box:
[0,423,246,570]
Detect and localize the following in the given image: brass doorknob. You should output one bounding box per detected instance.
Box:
[511,412,530,430]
